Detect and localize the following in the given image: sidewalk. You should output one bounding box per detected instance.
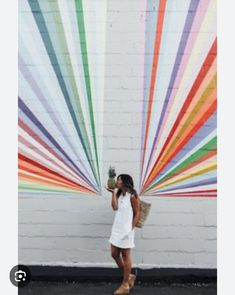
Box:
[19,281,217,295]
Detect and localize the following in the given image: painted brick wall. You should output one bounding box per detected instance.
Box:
[19,193,216,268]
[19,0,217,269]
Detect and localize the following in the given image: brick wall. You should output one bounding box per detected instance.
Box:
[19,0,217,269]
[19,193,216,268]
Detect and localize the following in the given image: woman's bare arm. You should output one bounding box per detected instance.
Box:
[131,194,141,229]
[104,186,118,211]
[111,189,118,211]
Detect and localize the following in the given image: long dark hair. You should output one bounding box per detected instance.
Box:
[116,174,138,198]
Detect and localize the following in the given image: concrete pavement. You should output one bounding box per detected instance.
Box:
[19,281,217,295]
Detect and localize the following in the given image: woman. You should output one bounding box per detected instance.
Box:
[105,174,141,295]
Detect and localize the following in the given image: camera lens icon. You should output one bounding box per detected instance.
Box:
[15,270,27,282]
[10,265,31,287]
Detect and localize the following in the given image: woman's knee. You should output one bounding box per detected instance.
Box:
[111,246,120,259]
[121,249,131,260]
[111,251,120,259]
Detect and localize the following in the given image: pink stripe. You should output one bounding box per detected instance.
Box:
[155,0,211,150]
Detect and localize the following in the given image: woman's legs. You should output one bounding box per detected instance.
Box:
[110,244,124,269]
[120,248,132,287]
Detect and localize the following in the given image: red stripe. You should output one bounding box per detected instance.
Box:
[143,99,217,190]
[142,39,217,189]
[153,150,216,187]
[19,153,95,193]
[149,194,217,198]
[141,0,167,175]
[19,118,84,181]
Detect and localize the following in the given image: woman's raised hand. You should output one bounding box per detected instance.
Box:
[104,186,115,193]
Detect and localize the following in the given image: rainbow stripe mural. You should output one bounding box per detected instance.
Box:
[140,0,217,197]
[19,0,106,195]
[19,0,216,198]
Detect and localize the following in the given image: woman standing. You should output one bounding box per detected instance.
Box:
[105,174,141,295]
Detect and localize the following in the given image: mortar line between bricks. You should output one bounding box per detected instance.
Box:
[19,222,216,227]
[19,248,216,254]
[19,235,216,241]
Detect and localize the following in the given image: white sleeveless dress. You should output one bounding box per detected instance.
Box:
[108,191,135,249]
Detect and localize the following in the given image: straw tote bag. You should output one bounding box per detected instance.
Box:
[131,194,151,228]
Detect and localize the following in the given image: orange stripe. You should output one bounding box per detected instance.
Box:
[18,155,95,193]
[143,74,216,188]
[163,87,216,161]
[143,98,217,190]
[19,172,84,192]
[154,150,216,189]
[141,0,167,173]
[19,161,81,191]
[143,39,217,186]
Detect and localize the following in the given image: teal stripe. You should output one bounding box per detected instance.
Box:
[75,0,101,187]
[147,137,217,191]
[19,185,96,195]
[27,0,100,188]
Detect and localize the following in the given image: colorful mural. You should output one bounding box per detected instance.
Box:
[18,0,106,194]
[140,0,217,197]
[19,0,217,197]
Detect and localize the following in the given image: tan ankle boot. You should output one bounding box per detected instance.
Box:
[128,273,136,289]
[113,283,130,294]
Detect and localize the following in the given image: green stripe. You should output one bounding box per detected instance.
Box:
[74,0,101,186]
[28,0,100,188]
[19,185,95,195]
[147,137,217,191]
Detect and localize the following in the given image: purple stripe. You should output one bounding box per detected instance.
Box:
[19,54,95,188]
[18,97,98,191]
[142,0,200,186]
[151,177,217,194]
[139,0,159,187]
[147,112,216,188]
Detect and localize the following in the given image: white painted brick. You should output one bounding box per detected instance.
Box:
[136,238,206,253]
[142,251,196,266]
[142,225,216,240]
[19,210,114,225]
[19,236,110,251]
[203,213,217,226]
[19,223,111,238]
[106,137,132,149]
[194,252,217,267]
[105,89,143,101]
[19,249,110,264]
[18,0,217,270]
[104,149,141,162]
[146,212,205,226]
